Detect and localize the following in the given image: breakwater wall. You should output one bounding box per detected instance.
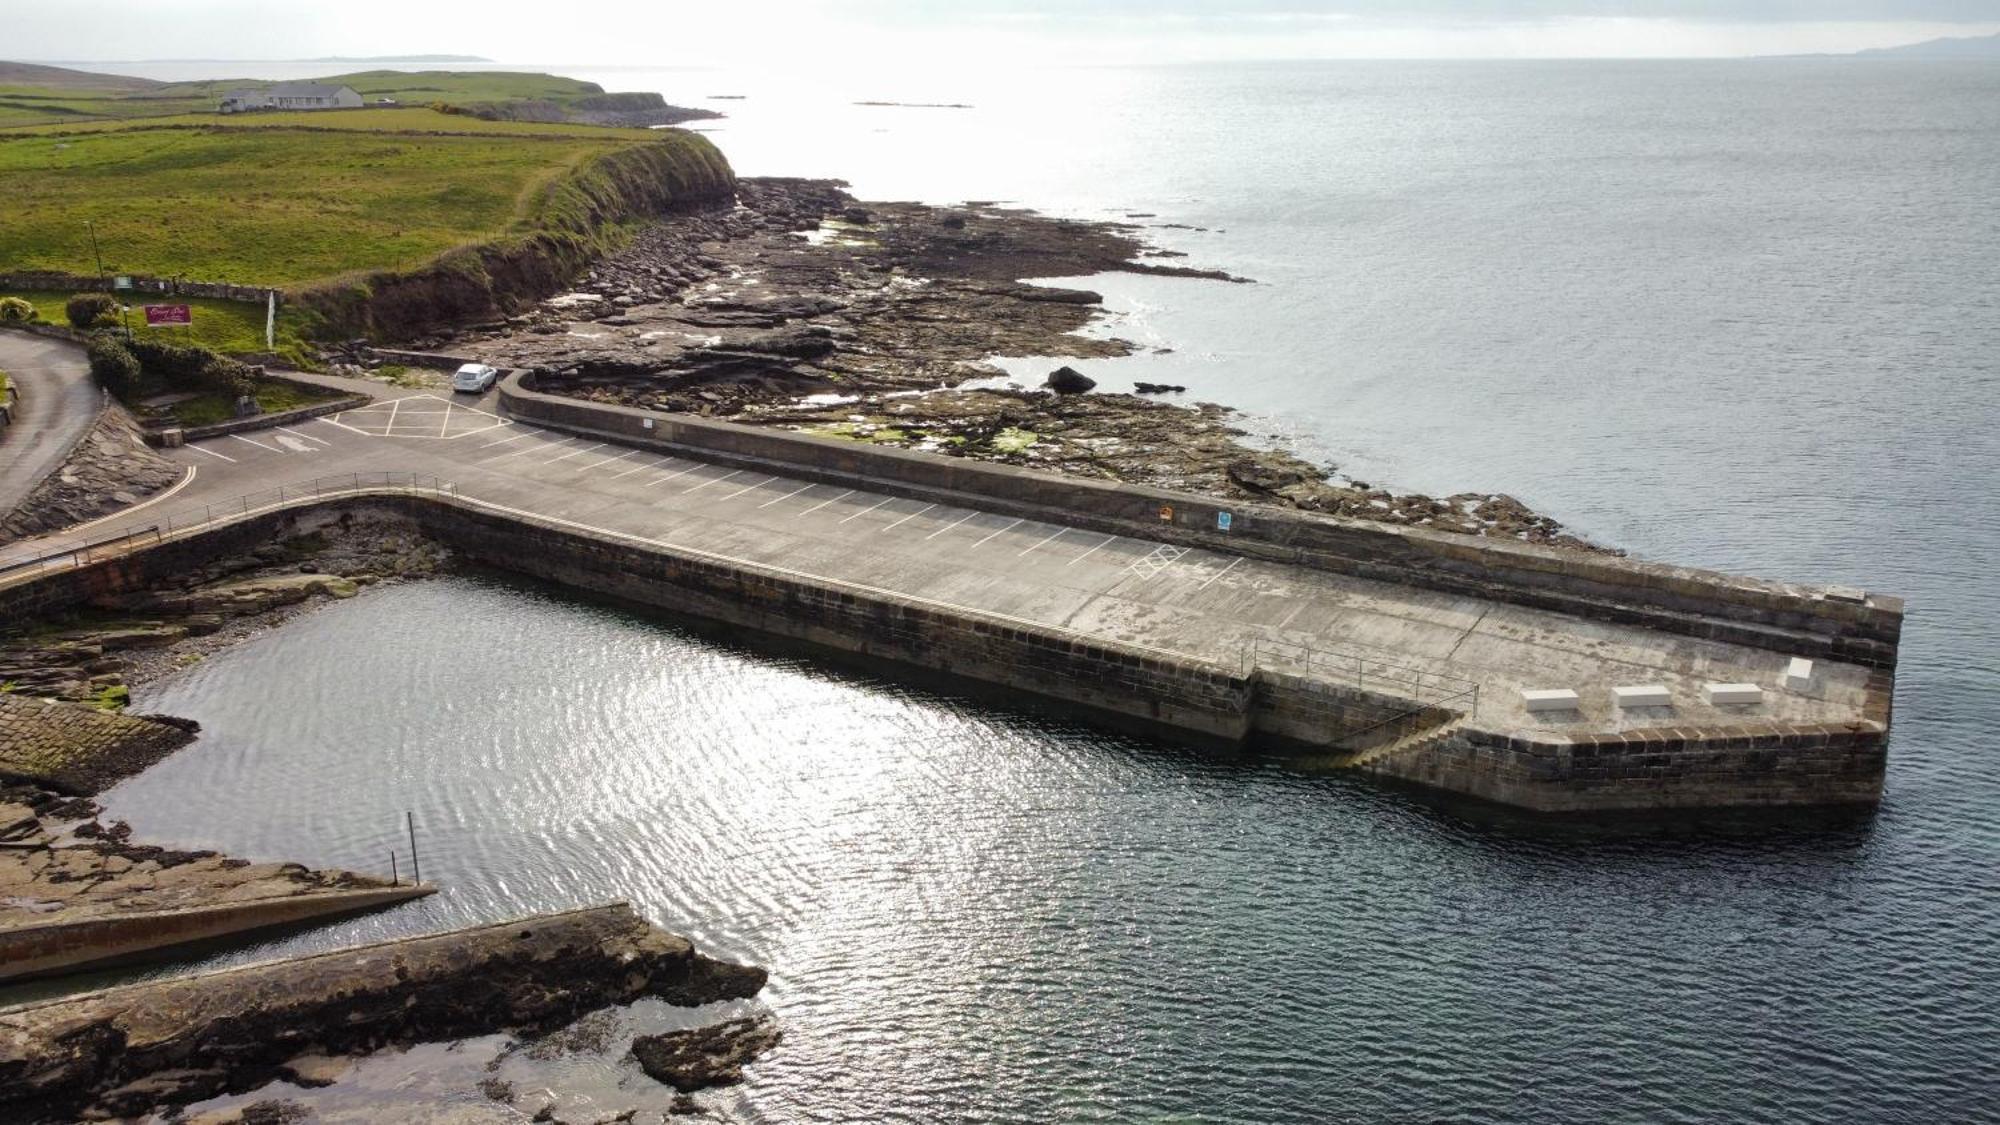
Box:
[498,374,1904,669]
[0,495,1891,811]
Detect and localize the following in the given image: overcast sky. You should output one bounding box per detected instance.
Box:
[12,1,2000,66]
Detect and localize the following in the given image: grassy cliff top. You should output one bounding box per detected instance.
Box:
[0,107,729,289]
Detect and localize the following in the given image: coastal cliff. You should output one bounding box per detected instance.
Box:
[297,132,737,341]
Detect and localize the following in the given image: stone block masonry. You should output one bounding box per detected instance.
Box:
[0,695,195,794]
[0,495,1898,813]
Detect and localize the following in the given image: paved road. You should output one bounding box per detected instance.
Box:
[0,332,101,521]
[0,352,1873,739]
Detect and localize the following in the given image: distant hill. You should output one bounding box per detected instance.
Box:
[300,55,492,64]
[1852,32,2000,59]
[0,61,158,91]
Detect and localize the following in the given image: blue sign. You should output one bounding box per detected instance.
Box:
[1217,511,1233,532]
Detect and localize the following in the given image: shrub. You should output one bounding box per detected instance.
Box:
[65,292,119,330]
[86,334,143,397]
[0,296,36,323]
[126,336,255,398]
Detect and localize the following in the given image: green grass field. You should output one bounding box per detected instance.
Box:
[0,120,639,285]
[3,291,316,365]
[2,106,658,139]
[0,70,635,129]
[166,380,345,427]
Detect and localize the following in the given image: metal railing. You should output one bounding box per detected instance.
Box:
[0,473,455,584]
[1244,636,1481,715]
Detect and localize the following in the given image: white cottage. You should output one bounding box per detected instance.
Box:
[219,83,363,114]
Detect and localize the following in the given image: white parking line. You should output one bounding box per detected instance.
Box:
[384,396,402,435]
[1196,557,1243,590]
[1066,534,1120,567]
[883,503,936,532]
[275,426,330,447]
[972,518,1024,547]
[543,442,605,466]
[1018,527,1070,557]
[187,443,237,463]
[799,489,854,516]
[318,415,372,436]
[581,449,641,472]
[649,463,704,487]
[757,483,816,509]
[487,435,573,463]
[682,469,743,495]
[839,497,893,524]
[924,511,979,540]
[231,434,282,454]
[718,475,776,501]
[479,431,535,451]
[610,455,674,481]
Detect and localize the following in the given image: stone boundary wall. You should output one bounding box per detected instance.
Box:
[143,374,369,445]
[0,271,275,305]
[1360,706,1890,812]
[0,495,1892,812]
[497,373,1905,669]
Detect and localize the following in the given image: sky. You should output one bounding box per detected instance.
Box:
[10,1,2000,66]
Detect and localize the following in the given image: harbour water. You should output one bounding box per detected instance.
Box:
[81,59,2000,1121]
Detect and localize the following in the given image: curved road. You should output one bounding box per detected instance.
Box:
[0,331,100,521]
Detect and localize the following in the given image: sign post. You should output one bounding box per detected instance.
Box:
[144,304,193,328]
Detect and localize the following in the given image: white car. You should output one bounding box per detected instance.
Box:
[452,363,501,394]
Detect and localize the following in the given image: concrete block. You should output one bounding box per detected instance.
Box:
[1783,657,1814,691]
[1703,682,1764,706]
[1521,688,1581,713]
[1613,684,1671,708]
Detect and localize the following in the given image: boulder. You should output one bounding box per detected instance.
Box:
[1043,366,1096,394]
[630,1015,783,1092]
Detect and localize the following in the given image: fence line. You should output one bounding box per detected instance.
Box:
[0,473,454,584]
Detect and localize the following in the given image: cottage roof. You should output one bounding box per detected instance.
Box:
[266,83,354,99]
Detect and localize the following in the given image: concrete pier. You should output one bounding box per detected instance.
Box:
[0,359,1902,813]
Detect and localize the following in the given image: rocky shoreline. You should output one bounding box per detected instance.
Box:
[435,177,1603,551]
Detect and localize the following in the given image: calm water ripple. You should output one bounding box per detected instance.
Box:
[20,58,1997,1123]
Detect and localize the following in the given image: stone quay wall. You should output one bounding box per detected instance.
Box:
[0,496,1893,812]
[0,271,275,305]
[498,373,1906,670]
[0,695,195,794]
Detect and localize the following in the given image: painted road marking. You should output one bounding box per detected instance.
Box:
[1196,557,1243,590]
[487,435,573,463]
[275,426,330,447]
[479,431,535,451]
[883,503,936,532]
[682,469,744,495]
[758,483,816,509]
[718,476,777,502]
[1066,534,1120,567]
[972,518,1024,547]
[610,455,674,481]
[188,444,237,463]
[839,497,893,524]
[1018,527,1069,557]
[649,463,704,487]
[1128,544,1189,578]
[318,415,373,436]
[543,442,605,466]
[799,489,854,516]
[581,449,641,472]
[230,434,282,454]
[273,433,320,454]
[924,512,979,540]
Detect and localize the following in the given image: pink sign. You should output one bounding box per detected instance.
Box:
[144,304,192,327]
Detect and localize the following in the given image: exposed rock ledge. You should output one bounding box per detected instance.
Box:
[442,177,1603,551]
[0,402,180,547]
[0,903,767,1123]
